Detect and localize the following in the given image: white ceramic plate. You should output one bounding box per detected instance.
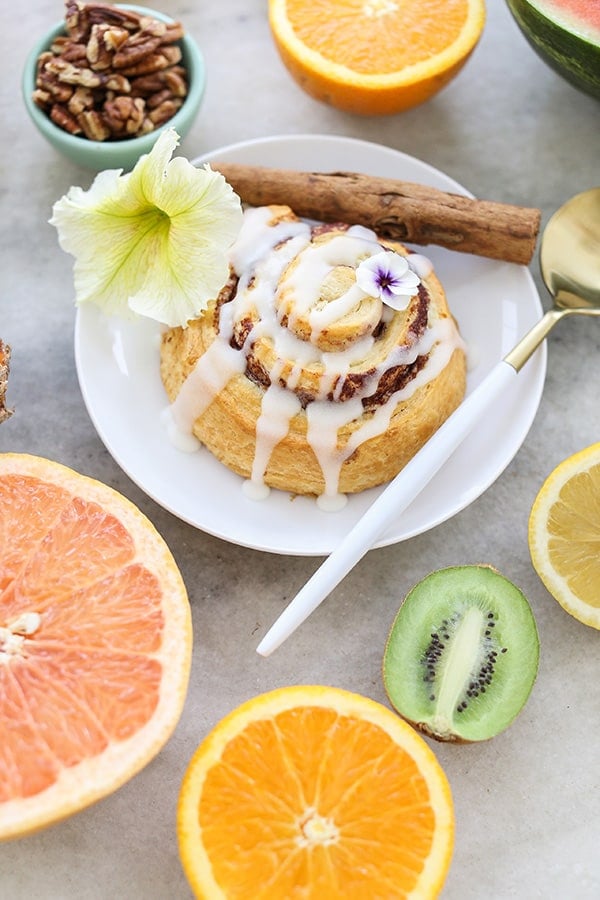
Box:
[75,134,546,556]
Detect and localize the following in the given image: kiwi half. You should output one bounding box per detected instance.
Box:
[383,565,539,742]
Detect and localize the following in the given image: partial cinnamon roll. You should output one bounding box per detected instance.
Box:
[0,340,13,424]
[160,205,466,506]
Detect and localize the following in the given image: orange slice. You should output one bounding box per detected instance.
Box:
[178,685,454,898]
[268,0,486,115]
[0,453,192,839]
[528,442,600,629]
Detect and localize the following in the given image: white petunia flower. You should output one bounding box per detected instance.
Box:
[50,129,243,328]
[356,250,421,311]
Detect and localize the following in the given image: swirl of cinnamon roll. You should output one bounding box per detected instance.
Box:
[160,205,466,506]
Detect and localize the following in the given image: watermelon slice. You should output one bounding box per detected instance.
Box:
[507,0,600,99]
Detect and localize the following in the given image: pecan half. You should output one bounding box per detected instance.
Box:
[45,58,103,87]
[130,66,188,99]
[50,103,82,134]
[77,108,111,140]
[86,23,119,69]
[51,36,88,62]
[164,67,188,97]
[146,88,174,110]
[161,22,185,43]
[102,95,145,135]
[148,97,183,126]
[68,85,95,115]
[112,32,162,69]
[33,69,74,105]
[117,46,181,77]
[129,72,167,96]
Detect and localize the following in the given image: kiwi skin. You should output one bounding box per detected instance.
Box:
[382,565,540,743]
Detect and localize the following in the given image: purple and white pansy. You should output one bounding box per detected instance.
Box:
[356,249,422,311]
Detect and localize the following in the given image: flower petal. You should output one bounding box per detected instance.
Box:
[386,269,421,295]
[50,129,243,327]
[381,291,418,311]
[355,254,383,297]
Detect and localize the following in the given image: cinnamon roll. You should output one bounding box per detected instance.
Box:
[160,205,466,506]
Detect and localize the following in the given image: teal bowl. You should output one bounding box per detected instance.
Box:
[22,5,205,171]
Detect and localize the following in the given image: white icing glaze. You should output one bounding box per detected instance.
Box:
[160,407,201,452]
[242,479,271,501]
[169,340,246,433]
[407,253,434,279]
[166,208,463,507]
[316,492,349,513]
[229,206,310,274]
[251,375,302,487]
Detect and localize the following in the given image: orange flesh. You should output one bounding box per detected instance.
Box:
[199,705,436,896]
[0,474,164,801]
[285,0,471,73]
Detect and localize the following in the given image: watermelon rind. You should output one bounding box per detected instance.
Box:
[506,0,600,100]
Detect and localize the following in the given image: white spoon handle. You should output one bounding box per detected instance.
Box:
[256,359,519,656]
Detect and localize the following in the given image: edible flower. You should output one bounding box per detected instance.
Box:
[356,250,421,311]
[50,129,243,327]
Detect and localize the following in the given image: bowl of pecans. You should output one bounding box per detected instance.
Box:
[22,2,205,171]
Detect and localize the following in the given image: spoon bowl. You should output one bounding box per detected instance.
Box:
[256,187,600,656]
[506,186,600,371]
[541,187,600,310]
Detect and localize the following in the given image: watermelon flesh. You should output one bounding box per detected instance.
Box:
[530,0,600,39]
[507,0,600,100]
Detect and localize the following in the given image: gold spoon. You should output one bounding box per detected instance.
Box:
[506,186,600,371]
[257,187,600,656]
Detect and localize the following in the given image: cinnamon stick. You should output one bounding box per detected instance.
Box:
[213,164,541,265]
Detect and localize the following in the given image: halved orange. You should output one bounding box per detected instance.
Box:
[268,0,486,115]
[178,685,454,898]
[0,453,192,840]
[528,442,600,629]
